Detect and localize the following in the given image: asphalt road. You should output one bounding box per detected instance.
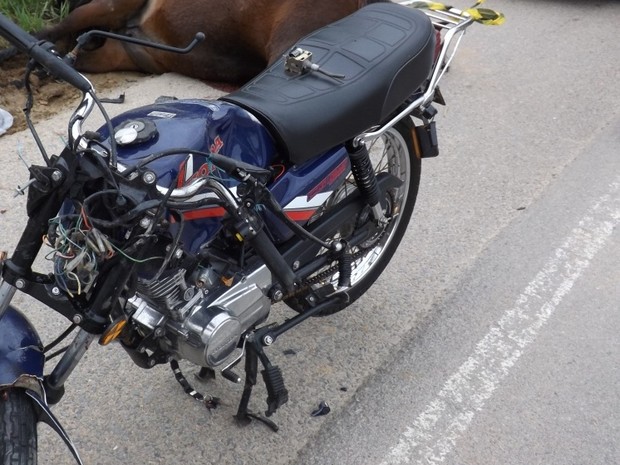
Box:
[0,1,618,464]
[295,112,620,465]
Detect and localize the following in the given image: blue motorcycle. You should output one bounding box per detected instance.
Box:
[0,2,502,463]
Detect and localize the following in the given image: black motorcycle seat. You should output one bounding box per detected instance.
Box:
[221,3,436,165]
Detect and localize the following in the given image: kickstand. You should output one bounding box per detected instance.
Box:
[234,334,286,432]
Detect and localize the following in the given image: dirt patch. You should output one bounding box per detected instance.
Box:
[0,52,241,138]
[0,52,139,135]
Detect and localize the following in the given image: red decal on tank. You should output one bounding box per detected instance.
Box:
[177,158,188,187]
[307,158,348,201]
[210,135,224,154]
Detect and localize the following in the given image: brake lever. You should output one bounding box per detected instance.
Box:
[67,30,206,63]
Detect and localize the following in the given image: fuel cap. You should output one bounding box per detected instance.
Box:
[114,118,158,145]
[114,126,138,145]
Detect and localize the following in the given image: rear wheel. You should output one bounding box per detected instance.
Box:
[0,389,38,465]
[286,118,421,315]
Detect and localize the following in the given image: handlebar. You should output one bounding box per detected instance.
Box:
[0,13,92,93]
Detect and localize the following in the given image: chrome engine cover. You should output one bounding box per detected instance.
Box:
[129,265,272,368]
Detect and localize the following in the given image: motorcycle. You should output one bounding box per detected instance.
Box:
[0,1,503,463]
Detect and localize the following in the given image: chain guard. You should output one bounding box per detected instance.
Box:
[287,184,398,302]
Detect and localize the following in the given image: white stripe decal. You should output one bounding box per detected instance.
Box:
[185,154,194,182]
[381,177,620,465]
[285,191,332,210]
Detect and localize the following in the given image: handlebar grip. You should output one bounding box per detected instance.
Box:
[0,13,38,52]
[0,13,92,93]
[29,42,92,92]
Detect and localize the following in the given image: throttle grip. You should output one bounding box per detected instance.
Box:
[0,13,92,92]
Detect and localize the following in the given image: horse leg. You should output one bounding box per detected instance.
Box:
[73,39,142,73]
[40,0,148,42]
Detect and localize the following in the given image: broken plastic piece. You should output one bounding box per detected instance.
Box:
[100,93,125,104]
[204,397,221,410]
[311,400,331,417]
[0,107,13,136]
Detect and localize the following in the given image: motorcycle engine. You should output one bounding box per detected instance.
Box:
[44,148,274,370]
[126,259,272,368]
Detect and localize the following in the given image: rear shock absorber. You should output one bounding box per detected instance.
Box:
[346,141,386,224]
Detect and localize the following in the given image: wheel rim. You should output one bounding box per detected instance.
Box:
[313,126,412,288]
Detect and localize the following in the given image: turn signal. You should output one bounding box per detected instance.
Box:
[99,317,128,345]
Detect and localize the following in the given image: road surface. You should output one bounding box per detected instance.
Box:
[0,1,618,464]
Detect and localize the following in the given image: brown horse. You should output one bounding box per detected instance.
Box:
[41,0,390,84]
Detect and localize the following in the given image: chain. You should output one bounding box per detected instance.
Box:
[287,225,388,300]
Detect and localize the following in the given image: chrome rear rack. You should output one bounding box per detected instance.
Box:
[356,1,474,145]
[398,1,475,29]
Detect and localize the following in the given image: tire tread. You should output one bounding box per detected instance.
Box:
[0,390,38,465]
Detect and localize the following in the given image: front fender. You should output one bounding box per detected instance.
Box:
[0,305,44,388]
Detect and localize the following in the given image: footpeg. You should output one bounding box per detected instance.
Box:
[222,368,241,384]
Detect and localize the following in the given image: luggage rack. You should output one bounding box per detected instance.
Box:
[399,0,475,89]
[356,1,474,145]
[399,0,476,30]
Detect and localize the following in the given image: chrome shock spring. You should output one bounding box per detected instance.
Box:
[346,141,380,208]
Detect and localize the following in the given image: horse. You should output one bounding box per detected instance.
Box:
[41,0,391,84]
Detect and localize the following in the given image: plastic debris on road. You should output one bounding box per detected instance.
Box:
[0,108,13,136]
[311,400,331,417]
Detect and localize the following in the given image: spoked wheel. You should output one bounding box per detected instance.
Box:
[0,389,38,465]
[286,118,421,315]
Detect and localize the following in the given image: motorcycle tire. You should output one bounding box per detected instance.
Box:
[287,118,421,315]
[0,389,38,465]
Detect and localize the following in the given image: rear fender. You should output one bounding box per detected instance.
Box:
[0,306,45,393]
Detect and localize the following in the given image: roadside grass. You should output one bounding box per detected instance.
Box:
[0,0,69,47]
[1,0,69,32]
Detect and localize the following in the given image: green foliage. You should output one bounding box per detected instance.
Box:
[0,0,69,34]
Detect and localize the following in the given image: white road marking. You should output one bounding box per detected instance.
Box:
[381,178,620,465]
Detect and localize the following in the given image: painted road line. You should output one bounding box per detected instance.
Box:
[381,177,620,465]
